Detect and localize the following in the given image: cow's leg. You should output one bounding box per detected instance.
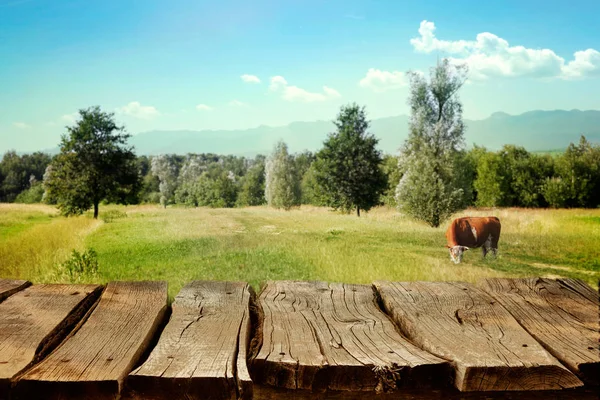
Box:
[491,235,499,258]
[483,235,493,259]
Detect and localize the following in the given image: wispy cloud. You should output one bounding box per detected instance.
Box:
[13,122,31,129]
[241,74,261,83]
[196,104,213,111]
[358,68,410,92]
[411,20,600,80]
[115,101,160,119]
[269,76,341,102]
[60,112,79,123]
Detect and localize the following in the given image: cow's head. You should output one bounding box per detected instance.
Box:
[448,245,469,263]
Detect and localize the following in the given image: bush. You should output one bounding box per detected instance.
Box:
[14,183,45,204]
[60,248,99,282]
[542,177,570,208]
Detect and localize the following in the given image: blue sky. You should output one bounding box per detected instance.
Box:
[2,0,600,152]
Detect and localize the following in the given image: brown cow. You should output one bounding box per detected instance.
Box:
[445,216,501,264]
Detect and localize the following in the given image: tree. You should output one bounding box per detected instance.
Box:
[265,141,301,210]
[473,150,508,207]
[0,151,52,202]
[395,59,469,227]
[380,154,403,208]
[237,156,266,207]
[151,155,178,208]
[43,106,141,219]
[553,136,600,208]
[313,103,387,216]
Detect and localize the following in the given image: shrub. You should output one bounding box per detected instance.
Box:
[60,248,99,282]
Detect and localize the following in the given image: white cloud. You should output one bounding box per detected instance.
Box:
[241,74,261,83]
[359,68,409,92]
[269,76,341,102]
[116,101,160,119]
[563,49,600,79]
[13,122,30,129]
[60,112,79,123]
[410,20,600,80]
[196,104,213,111]
[228,100,247,107]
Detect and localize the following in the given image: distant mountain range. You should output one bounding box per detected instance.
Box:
[45,109,600,156]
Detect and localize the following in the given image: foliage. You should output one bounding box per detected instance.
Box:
[542,177,570,208]
[60,248,99,282]
[0,151,51,202]
[151,154,178,208]
[395,59,469,227]
[300,163,327,206]
[380,154,402,207]
[313,103,387,216]
[237,156,266,207]
[14,182,45,204]
[551,136,600,208]
[43,106,141,219]
[265,141,301,210]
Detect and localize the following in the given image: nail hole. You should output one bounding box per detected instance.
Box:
[106,358,113,362]
[61,359,70,363]
[588,346,595,350]
[71,291,80,295]
[226,292,232,295]
[522,344,528,347]
[279,352,285,356]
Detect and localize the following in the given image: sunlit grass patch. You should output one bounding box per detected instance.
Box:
[1,203,598,297]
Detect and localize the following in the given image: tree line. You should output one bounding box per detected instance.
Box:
[1,59,599,227]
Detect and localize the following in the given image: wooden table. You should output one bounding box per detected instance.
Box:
[0,277,597,400]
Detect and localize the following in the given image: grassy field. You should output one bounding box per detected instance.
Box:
[1,203,598,298]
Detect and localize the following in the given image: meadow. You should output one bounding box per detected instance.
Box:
[1,203,598,298]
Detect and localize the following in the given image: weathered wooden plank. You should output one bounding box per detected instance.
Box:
[373,281,584,392]
[14,281,168,400]
[250,281,450,394]
[0,284,102,397]
[125,281,253,400]
[479,277,600,385]
[0,279,31,302]
[253,385,600,400]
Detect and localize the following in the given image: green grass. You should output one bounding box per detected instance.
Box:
[1,203,598,299]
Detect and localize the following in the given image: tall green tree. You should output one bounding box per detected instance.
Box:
[43,106,141,218]
[265,141,301,210]
[395,59,469,227]
[546,136,600,208]
[237,156,266,207]
[313,103,387,216]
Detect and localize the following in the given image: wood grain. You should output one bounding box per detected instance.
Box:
[125,281,254,400]
[250,281,450,393]
[0,284,102,398]
[253,384,600,400]
[373,281,584,392]
[479,278,599,385]
[0,279,31,303]
[14,281,168,400]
